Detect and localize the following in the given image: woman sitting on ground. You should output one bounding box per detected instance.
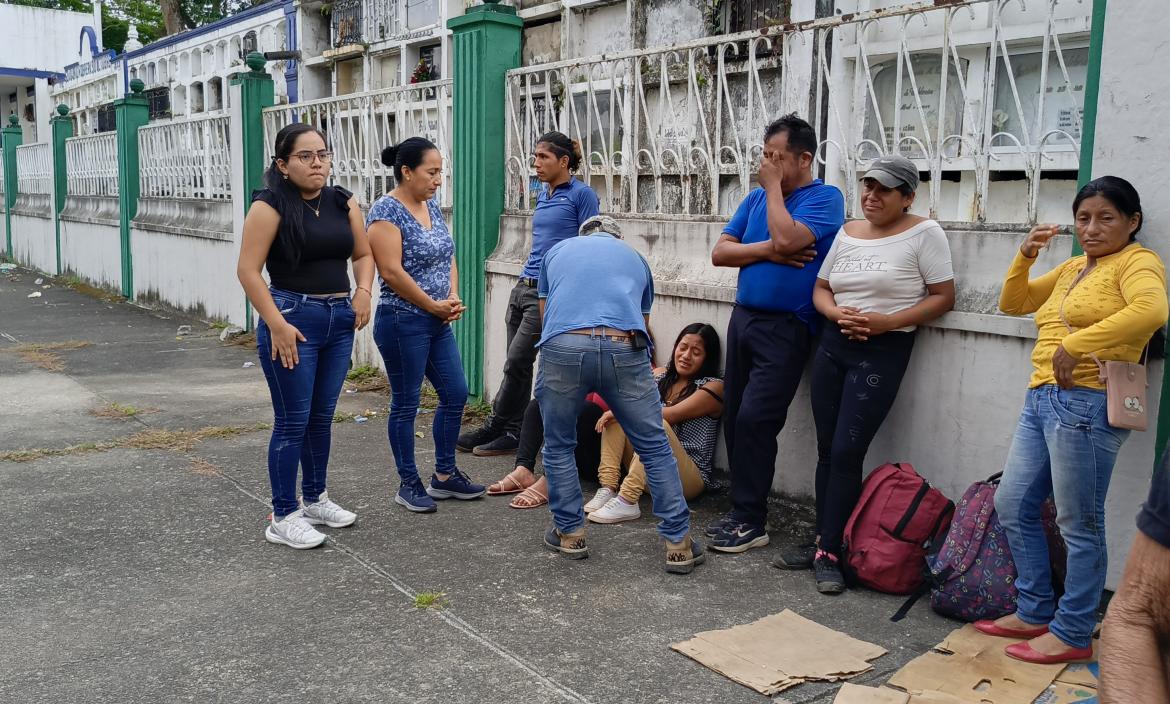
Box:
[486,395,607,509]
[584,323,724,524]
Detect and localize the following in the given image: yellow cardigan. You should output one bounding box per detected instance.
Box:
[999,243,1168,389]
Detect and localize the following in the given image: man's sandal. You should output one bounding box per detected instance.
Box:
[510,477,549,509]
[487,467,536,496]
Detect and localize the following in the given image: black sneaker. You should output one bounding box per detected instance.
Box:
[813,550,846,594]
[772,542,817,570]
[457,426,497,453]
[709,523,770,554]
[473,432,519,457]
[704,513,737,538]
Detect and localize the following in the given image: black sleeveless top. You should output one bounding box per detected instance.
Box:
[252,185,355,294]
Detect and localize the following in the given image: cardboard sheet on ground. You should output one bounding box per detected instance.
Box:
[1032,663,1099,704]
[671,609,886,696]
[887,625,1068,703]
[834,683,966,703]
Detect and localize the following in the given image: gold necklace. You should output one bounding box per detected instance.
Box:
[303,194,323,217]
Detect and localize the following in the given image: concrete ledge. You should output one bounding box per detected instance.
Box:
[10,193,51,218]
[132,196,233,241]
[61,195,121,228]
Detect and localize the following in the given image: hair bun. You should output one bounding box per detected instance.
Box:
[381,145,399,168]
[570,139,583,159]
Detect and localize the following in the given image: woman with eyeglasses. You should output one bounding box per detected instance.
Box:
[368,137,485,513]
[237,123,375,550]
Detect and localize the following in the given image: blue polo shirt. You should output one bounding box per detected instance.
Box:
[724,180,845,324]
[522,177,600,279]
[537,233,653,347]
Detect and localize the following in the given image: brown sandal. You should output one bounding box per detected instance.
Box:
[510,477,549,509]
[487,467,537,496]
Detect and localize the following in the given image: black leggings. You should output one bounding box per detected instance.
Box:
[812,325,916,555]
[516,398,605,480]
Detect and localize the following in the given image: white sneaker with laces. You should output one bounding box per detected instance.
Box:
[301,491,357,528]
[587,496,641,524]
[265,509,327,549]
[584,487,618,514]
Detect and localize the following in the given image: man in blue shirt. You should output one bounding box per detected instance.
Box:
[535,215,705,574]
[708,113,846,554]
[458,133,600,457]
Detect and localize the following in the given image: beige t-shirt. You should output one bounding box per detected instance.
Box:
[817,219,954,332]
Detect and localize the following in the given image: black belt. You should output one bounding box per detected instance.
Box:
[518,277,538,287]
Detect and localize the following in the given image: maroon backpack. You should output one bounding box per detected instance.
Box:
[842,463,955,595]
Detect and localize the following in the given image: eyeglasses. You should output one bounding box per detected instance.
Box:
[289,150,334,164]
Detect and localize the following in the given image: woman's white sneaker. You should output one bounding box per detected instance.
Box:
[584,487,618,513]
[301,491,357,528]
[265,509,327,549]
[587,496,641,524]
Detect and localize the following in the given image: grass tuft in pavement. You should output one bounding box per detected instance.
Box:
[413,591,448,610]
[6,340,95,372]
[346,364,389,393]
[91,402,153,419]
[0,422,271,463]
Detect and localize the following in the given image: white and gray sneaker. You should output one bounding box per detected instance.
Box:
[265,509,327,549]
[587,496,641,524]
[301,491,357,528]
[584,487,618,514]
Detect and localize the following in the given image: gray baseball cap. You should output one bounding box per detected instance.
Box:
[579,214,622,238]
[862,154,920,191]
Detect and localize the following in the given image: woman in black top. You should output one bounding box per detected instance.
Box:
[237,123,376,550]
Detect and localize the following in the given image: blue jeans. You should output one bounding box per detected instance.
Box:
[995,385,1129,649]
[257,288,356,518]
[535,332,691,542]
[373,303,468,484]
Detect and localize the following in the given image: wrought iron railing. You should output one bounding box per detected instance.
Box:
[261,79,453,209]
[66,132,119,197]
[505,0,1089,224]
[333,0,364,47]
[138,116,232,200]
[15,142,52,196]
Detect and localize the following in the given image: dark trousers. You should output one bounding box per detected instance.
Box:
[724,305,811,527]
[515,397,605,479]
[811,325,916,554]
[485,281,541,436]
[256,289,356,518]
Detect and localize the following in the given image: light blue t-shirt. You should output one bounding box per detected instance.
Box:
[366,195,453,316]
[521,177,600,279]
[537,233,653,346]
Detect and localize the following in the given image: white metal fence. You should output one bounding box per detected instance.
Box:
[505,0,1089,223]
[66,132,119,197]
[261,79,453,210]
[15,142,52,196]
[139,116,232,200]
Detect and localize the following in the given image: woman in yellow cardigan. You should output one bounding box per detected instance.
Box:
[974,176,1168,664]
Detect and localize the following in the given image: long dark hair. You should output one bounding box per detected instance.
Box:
[1073,175,1143,241]
[657,323,722,404]
[537,131,582,173]
[381,137,438,182]
[264,123,327,265]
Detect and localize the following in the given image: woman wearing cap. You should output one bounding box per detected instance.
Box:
[798,154,955,594]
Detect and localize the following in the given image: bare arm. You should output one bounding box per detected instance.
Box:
[1100,529,1170,703]
[236,201,305,369]
[662,379,723,425]
[368,220,458,320]
[711,234,817,268]
[347,196,375,330]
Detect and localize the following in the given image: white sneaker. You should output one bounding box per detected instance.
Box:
[584,487,618,513]
[301,491,357,528]
[587,496,641,524]
[265,509,327,549]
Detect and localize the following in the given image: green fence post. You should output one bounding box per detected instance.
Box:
[448,2,523,398]
[50,104,73,275]
[232,52,276,332]
[1071,0,1107,259]
[2,114,23,258]
[114,79,149,299]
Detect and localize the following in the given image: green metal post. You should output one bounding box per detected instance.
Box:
[2,114,23,258]
[232,52,276,332]
[448,3,523,398]
[50,104,73,275]
[1072,0,1107,257]
[114,79,149,299]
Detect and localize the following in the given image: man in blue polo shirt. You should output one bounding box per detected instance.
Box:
[457,133,599,456]
[708,113,845,554]
[534,215,705,574]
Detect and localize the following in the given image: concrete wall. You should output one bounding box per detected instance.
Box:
[0,5,94,73]
[486,213,1162,589]
[9,200,55,274]
[59,196,122,292]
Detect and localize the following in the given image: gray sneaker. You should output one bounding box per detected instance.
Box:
[772,542,817,570]
[265,509,327,549]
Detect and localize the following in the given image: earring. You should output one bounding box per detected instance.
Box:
[283,174,288,180]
